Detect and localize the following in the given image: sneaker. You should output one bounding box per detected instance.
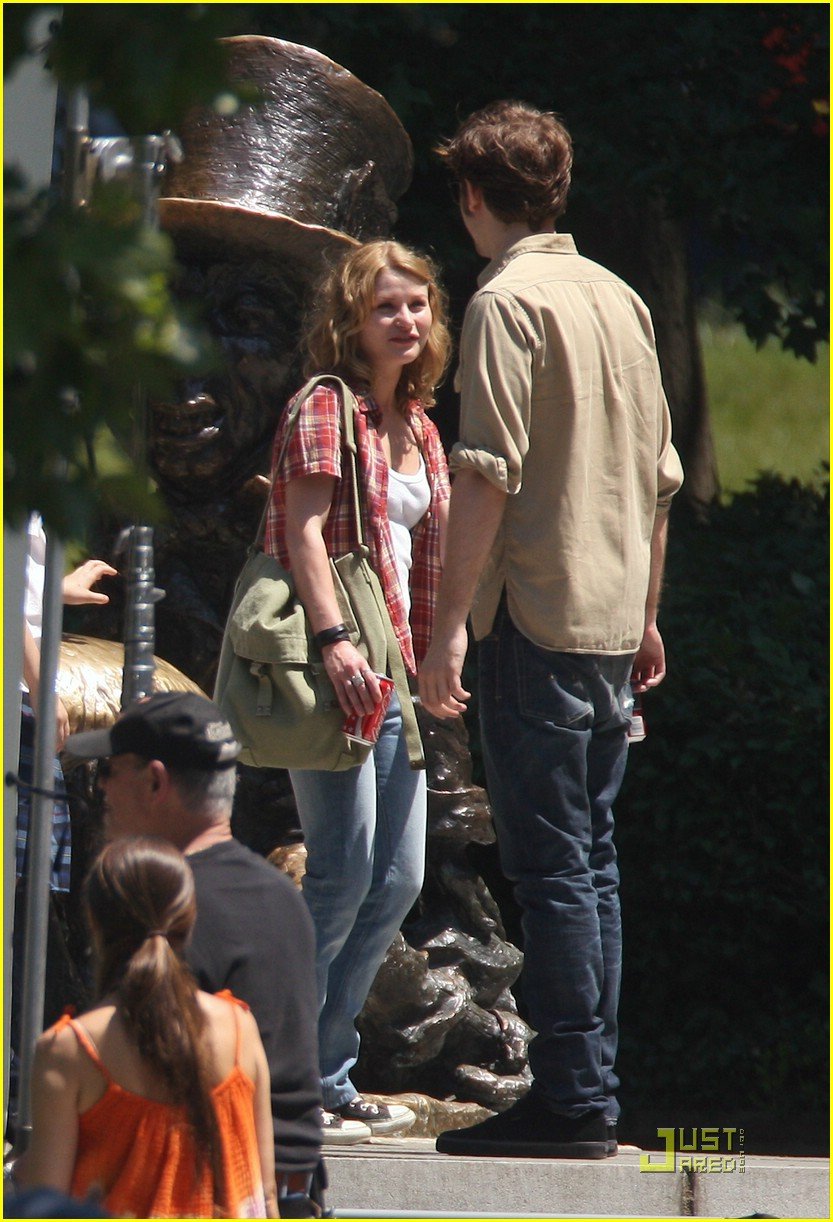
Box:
[334,1096,416,1136]
[320,1109,371,1145]
[435,1093,610,1159]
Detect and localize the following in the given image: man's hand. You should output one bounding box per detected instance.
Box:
[633,512,671,694]
[418,624,472,718]
[631,623,666,693]
[62,559,117,605]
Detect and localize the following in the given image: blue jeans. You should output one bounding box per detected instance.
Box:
[478,599,633,1121]
[290,694,426,1110]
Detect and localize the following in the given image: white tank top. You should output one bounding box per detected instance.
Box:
[387,458,430,616]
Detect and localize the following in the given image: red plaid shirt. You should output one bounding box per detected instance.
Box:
[265,382,450,675]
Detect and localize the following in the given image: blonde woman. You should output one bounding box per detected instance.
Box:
[265,240,451,1139]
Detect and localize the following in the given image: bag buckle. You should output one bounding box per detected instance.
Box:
[251,662,273,716]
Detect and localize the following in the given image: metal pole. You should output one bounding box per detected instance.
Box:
[12,529,65,1156]
[3,527,27,1131]
[3,10,60,1133]
[81,132,177,708]
[120,526,159,707]
[8,84,89,1162]
[62,87,89,208]
[9,109,177,1158]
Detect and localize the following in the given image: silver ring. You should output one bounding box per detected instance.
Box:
[350,673,366,688]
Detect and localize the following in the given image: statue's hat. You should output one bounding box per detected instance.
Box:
[159,36,413,269]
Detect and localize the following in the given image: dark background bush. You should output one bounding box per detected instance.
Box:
[467,474,829,1154]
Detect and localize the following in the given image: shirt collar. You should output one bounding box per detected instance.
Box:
[477,232,578,288]
[358,389,422,428]
[345,383,381,424]
[360,395,380,424]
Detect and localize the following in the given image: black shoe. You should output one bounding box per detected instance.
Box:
[607,1121,618,1156]
[436,1095,610,1159]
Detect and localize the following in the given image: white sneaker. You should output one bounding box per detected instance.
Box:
[333,1097,416,1135]
[320,1109,372,1145]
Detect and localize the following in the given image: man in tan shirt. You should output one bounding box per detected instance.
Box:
[420,101,683,1158]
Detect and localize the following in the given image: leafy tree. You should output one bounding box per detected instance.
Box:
[5,3,239,134]
[5,4,827,530]
[4,3,245,538]
[246,3,829,505]
[4,3,826,1140]
[239,5,829,1135]
[614,474,829,1137]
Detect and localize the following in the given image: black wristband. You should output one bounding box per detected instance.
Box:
[315,623,351,648]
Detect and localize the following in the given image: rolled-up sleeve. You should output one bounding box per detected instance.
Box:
[451,291,537,494]
[655,388,684,515]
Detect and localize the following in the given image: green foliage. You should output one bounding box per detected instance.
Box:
[4,4,238,540]
[5,3,826,541]
[4,172,215,538]
[614,475,828,1120]
[700,317,829,494]
[4,4,242,134]
[459,475,828,1130]
[254,3,828,359]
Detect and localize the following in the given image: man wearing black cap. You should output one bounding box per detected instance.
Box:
[65,691,350,1215]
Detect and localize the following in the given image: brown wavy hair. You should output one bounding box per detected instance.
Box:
[436,100,573,227]
[84,837,223,1194]
[303,240,451,414]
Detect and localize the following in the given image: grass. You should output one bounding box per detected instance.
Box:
[699,317,829,495]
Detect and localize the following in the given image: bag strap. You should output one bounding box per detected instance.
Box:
[371,574,424,769]
[319,377,423,767]
[253,375,365,549]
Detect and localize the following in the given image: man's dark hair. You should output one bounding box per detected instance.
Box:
[436,100,573,228]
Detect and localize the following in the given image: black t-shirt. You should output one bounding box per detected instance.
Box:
[186,838,322,1173]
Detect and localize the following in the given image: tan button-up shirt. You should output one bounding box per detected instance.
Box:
[452,233,684,653]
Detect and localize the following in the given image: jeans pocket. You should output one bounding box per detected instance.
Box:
[513,638,594,729]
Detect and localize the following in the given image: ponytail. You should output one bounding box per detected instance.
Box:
[84,839,225,1200]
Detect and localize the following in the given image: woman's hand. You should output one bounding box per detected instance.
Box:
[321,641,383,717]
[55,696,71,752]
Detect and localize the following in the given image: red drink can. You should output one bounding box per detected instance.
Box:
[343,674,395,746]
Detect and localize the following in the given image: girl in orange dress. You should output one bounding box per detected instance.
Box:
[15,837,278,1218]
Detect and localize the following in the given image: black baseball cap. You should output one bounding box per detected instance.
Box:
[65,691,241,771]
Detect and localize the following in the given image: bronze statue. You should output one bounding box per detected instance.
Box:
[69,35,530,1115]
[356,709,532,1108]
[149,36,413,692]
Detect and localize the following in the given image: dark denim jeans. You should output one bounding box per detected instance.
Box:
[478,599,634,1121]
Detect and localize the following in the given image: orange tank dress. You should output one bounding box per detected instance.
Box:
[56,991,267,1219]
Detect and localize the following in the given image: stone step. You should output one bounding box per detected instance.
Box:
[323,1137,830,1218]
